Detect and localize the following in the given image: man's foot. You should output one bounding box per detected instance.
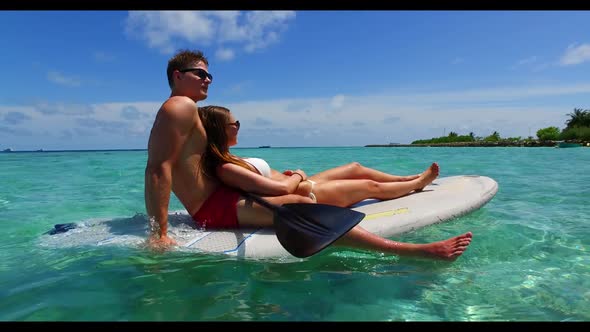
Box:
[417,232,473,261]
[415,162,440,191]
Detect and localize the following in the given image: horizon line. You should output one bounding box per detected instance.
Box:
[0,146,368,153]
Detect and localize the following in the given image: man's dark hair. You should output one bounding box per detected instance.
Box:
[167,49,209,89]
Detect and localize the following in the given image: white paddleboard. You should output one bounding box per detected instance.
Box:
[39,175,498,259]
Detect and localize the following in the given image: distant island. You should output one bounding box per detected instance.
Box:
[365,141,571,147]
[366,108,590,148]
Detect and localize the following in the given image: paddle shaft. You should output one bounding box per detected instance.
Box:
[241,191,279,212]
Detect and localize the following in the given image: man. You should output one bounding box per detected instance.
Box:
[145,49,473,260]
[144,49,214,247]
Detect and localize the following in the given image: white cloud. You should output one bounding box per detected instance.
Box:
[216,48,235,61]
[33,102,94,116]
[240,11,295,52]
[384,116,400,124]
[302,128,321,139]
[0,102,161,150]
[125,11,215,54]
[47,71,81,87]
[120,106,145,120]
[373,84,590,105]
[451,57,464,65]
[330,95,346,109]
[209,83,590,146]
[559,43,590,66]
[2,82,588,149]
[3,112,31,125]
[254,117,272,126]
[125,11,295,56]
[0,125,32,137]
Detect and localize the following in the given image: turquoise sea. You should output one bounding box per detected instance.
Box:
[0,147,588,321]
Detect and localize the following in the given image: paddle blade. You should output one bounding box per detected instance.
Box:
[274,203,365,258]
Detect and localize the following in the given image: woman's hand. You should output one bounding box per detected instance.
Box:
[295,179,313,197]
[284,169,307,181]
[218,163,301,196]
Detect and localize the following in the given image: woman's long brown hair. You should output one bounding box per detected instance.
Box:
[198,105,255,179]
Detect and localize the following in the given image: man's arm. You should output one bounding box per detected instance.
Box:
[145,97,196,244]
[217,163,305,196]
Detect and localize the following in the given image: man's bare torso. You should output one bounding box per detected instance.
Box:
[171,128,217,216]
[147,96,218,217]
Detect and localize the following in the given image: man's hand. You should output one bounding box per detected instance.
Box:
[147,233,178,252]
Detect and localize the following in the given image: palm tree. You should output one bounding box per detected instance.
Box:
[583,110,590,127]
[484,131,501,142]
[565,108,590,128]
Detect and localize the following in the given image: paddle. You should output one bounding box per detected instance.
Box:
[241,191,366,258]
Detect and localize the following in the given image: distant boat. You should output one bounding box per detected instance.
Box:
[2,148,13,152]
[556,141,582,148]
[258,145,271,148]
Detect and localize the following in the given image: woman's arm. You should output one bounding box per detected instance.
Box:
[270,169,313,197]
[217,163,304,196]
[270,169,289,181]
[270,168,307,181]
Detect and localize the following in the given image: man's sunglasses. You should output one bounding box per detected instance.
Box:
[179,68,213,82]
[227,121,240,130]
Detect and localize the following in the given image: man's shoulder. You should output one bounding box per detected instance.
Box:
[163,95,197,109]
[160,96,198,119]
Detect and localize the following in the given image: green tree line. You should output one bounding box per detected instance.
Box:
[411,108,590,144]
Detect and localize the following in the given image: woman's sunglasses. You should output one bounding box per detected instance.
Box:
[179,68,213,82]
[227,121,240,130]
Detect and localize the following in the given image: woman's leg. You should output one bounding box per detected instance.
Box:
[235,193,472,261]
[313,163,439,207]
[309,162,425,183]
[336,226,473,261]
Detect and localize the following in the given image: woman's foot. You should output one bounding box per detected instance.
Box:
[415,232,473,261]
[415,162,440,191]
[396,174,421,182]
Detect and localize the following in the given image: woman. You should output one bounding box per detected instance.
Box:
[199,105,440,208]
[192,105,473,261]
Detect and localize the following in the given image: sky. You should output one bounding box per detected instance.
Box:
[1,11,589,150]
